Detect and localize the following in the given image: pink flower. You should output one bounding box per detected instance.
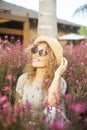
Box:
[40,116,47,124]
[6,74,13,80]
[4,86,11,92]
[84,118,87,124]
[64,93,74,104]
[0,37,2,42]
[67,75,73,82]
[36,85,41,91]
[9,65,13,69]
[13,76,16,81]
[50,121,65,130]
[17,39,20,42]
[0,96,8,103]
[14,105,21,113]
[12,117,17,123]
[58,87,62,92]
[3,102,10,109]
[10,36,14,40]
[70,102,85,113]
[4,35,8,39]
[43,100,49,107]
[23,102,32,110]
[76,80,79,84]
[44,78,50,83]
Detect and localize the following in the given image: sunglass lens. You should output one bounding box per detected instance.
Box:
[31,47,37,54]
[39,49,44,56]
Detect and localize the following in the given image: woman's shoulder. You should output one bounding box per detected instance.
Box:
[18,73,28,81]
[16,73,28,97]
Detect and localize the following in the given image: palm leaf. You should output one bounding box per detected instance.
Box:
[73,4,87,17]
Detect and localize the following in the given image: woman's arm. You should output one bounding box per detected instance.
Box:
[15,92,23,107]
[47,58,68,106]
[15,73,27,107]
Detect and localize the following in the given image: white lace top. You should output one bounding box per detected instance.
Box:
[16,73,67,110]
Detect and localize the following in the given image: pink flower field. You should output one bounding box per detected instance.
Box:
[0,37,87,130]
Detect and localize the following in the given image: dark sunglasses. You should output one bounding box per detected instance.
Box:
[31,46,48,56]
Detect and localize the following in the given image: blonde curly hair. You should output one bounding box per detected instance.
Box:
[24,42,58,90]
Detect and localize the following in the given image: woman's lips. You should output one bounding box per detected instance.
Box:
[33,58,40,62]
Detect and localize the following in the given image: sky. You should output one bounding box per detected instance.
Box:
[3,0,87,27]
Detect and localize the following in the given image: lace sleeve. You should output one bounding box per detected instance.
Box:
[60,77,67,95]
[16,73,27,97]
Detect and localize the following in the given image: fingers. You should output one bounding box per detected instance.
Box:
[60,57,68,67]
[55,57,68,77]
[63,57,68,66]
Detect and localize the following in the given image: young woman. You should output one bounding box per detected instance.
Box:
[15,35,69,127]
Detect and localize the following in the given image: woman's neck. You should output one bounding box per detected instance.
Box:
[35,68,47,82]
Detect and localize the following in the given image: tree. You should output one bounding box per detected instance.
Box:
[37,0,57,37]
[77,26,87,36]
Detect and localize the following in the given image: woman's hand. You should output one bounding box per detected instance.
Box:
[55,57,68,78]
[15,92,23,107]
[47,57,68,106]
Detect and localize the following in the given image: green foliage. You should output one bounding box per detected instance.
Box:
[64,43,87,102]
[77,26,87,36]
[0,42,27,104]
[64,43,87,129]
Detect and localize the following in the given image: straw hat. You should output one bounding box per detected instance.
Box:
[33,35,63,66]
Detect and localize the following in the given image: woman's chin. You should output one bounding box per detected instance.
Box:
[32,63,46,68]
[32,63,40,68]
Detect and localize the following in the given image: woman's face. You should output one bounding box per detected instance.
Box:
[31,42,49,68]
